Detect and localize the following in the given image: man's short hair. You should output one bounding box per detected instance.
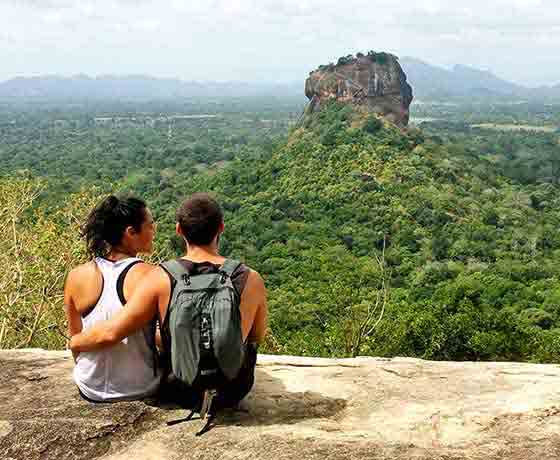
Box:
[176,193,223,245]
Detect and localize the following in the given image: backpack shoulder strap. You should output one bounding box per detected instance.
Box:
[221,259,241,277]
[160,259,190,283]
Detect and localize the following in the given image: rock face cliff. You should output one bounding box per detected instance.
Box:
[305,52,413,126]
[3,349,560,459]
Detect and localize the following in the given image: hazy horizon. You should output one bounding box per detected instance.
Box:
[2,0,559,86]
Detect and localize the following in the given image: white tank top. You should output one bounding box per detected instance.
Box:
[73,257,161,401]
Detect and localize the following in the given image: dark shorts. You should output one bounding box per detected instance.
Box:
[157,343,258,410]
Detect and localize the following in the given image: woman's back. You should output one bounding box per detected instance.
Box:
[71,257,160,401]
[64,194,160,402]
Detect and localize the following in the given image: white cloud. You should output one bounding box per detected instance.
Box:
[0,0,559,85]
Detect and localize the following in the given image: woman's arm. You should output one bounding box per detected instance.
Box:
[63,270,83,360]
[64,298,83,336]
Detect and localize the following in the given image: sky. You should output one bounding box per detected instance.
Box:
[1,0,559,86]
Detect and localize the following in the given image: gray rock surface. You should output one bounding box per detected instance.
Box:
[305,53,413,126]
[2,349,560,459]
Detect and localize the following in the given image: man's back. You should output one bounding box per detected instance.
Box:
[155,257,267,344]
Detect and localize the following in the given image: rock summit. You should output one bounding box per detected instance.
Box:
[305,52,413,126]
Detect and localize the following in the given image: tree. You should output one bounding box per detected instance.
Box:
[0,176,101,349]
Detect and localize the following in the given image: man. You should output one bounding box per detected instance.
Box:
[70,193,268,406]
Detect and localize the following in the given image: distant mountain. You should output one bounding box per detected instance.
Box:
[399,57,560,101]
[0,75,303,101]
[1,62,559,102]
[532,83,560,100]
[399,57,526,99]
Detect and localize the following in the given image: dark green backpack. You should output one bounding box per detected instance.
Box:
[161,259,245,435]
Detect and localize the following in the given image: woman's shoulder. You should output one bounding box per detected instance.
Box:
[67,261,99,282]
[64,261,102,298]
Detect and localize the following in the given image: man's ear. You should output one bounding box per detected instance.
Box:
[218,221,225,234]
[175,222,183,237]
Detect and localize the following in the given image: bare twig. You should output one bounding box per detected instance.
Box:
[0,319,6,348]
[351,235,390,357]
[25,300,45,347]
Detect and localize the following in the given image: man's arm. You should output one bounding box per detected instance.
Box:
[69,268,166,353]
[251,293,268,344]
[241,271,268,344]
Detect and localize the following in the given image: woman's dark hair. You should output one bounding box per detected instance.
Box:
[176,193,223,246]
[82,195,147,258]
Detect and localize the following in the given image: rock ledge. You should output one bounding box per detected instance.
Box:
[2,349,560,459]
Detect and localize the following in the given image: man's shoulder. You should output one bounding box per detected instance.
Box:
[159,258,189,280]
[243,268,265,292]
[225,260,261,282]
[245,266,262,279]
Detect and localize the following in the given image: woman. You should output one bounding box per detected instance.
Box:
[64,195,161,402]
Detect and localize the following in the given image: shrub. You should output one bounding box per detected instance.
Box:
[363,115,383,134]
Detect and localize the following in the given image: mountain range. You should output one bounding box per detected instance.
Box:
[399,57,560,101]
[0,58,558,102]
[0,75,302,101]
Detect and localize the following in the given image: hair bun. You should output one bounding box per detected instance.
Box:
[105,195,120,210]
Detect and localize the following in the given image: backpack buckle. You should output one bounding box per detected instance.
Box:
[220,271,227,284]
[182,273,191,285]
